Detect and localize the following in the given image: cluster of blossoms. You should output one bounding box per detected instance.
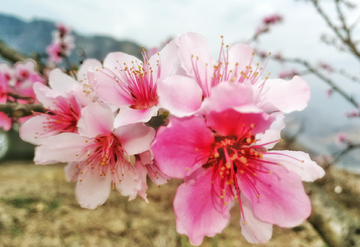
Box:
[46,23,75,64]
[0,60,45,130]
[21,32,324,245]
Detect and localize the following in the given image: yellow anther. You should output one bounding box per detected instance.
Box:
[240,157,247,164]
[246,138,252,144]
[195,148,199,151]
[253,173,257,176]
[250,123,255,128]
[240,170,244,174]
[214,153,220,158]
[269,171,273,174]
[257,195,260,198]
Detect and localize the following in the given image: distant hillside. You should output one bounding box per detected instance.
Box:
[0,13,142,64]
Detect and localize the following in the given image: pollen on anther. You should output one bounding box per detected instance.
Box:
[253,173,257,176]
[269,171,273,174]
[186,167,190,171]
[195,148,199,151]
[243,222,247,225]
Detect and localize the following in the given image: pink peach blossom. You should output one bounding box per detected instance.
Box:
[35,102,156,209]
[152,110,324,245]
[157,32,310,117]
[93,40,179,127]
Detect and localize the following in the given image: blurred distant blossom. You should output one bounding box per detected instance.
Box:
[318,62,333,73]
[345,108,360,118]
[314,154,333,167]
[336,132,348,147]
[279,69,299,79]
[262,14,283,25]
[46,23,75,64]
[325,89,333,97]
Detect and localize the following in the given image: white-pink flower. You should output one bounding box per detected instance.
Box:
[93,40,179,127]
[157,32,310,118]
[34,102,155,209]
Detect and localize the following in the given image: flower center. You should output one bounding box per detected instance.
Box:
[33,96,81,139]
[190,36,271,98]
[76,134,132,189]
[99,48,160,110]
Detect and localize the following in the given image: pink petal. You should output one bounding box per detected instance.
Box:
[263,151,325,182]
[157,75,202,117]
[20,116,51,145]
[78,103,114,138]
[199,81,260,115]
[34,133,90,164]
[149,39,180,80]
[114,106,158,127]
[151,116,213,179]
[255,112,285,149]
[49,68,77,94]
[228,44,254,73]
[103,52,141,71]
[177,32,214,92]
[135,159,149,202]
[258,76,310,113]
[206,110,274,137]
[238,164,311,227]
[114,123,155,155]
[240,195,273,243]
[115,162,141,200]
[77,59,102,83]
[94,70,133,106]
[64,162,80,182]
[174,168,229,246]
[33,82,61,108]
[75,166,112,209]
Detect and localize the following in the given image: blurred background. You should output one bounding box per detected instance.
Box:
[0,0,360,246]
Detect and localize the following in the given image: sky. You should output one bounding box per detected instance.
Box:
[1,0,360,164]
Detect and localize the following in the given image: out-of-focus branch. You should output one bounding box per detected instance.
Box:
[274,56,359,109]
[0,40,46,74]
[311,0,360,60]
[0,103,45,118]
[333,143,360,163]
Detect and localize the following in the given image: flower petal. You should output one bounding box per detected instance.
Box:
[77,59,103,83]
[64,162,80,182]
[206,110,274,137]
[238,163,311,227]
[135,159,149,202]
[152,116,214,179]
[78,103,114,138]
[49,68,77,94]
[75,166,112,209]
[115,162,141,200]
[114,123,155,155]
[20,115,51,145]
[255,112,285,149]
[34,133,90,164]
[174,168,229,246]
[240,194,273,243]
[157,75,202,117]
[199,81,260,115]
[114,107,158,127]
[258,76,310,113]
[263,151,325,182]
[228,44,254,73]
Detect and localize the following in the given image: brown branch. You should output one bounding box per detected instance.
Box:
[0,103,45,118]
[311,0,360,60]
[0,40,46,74]
[333,143,360,163]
